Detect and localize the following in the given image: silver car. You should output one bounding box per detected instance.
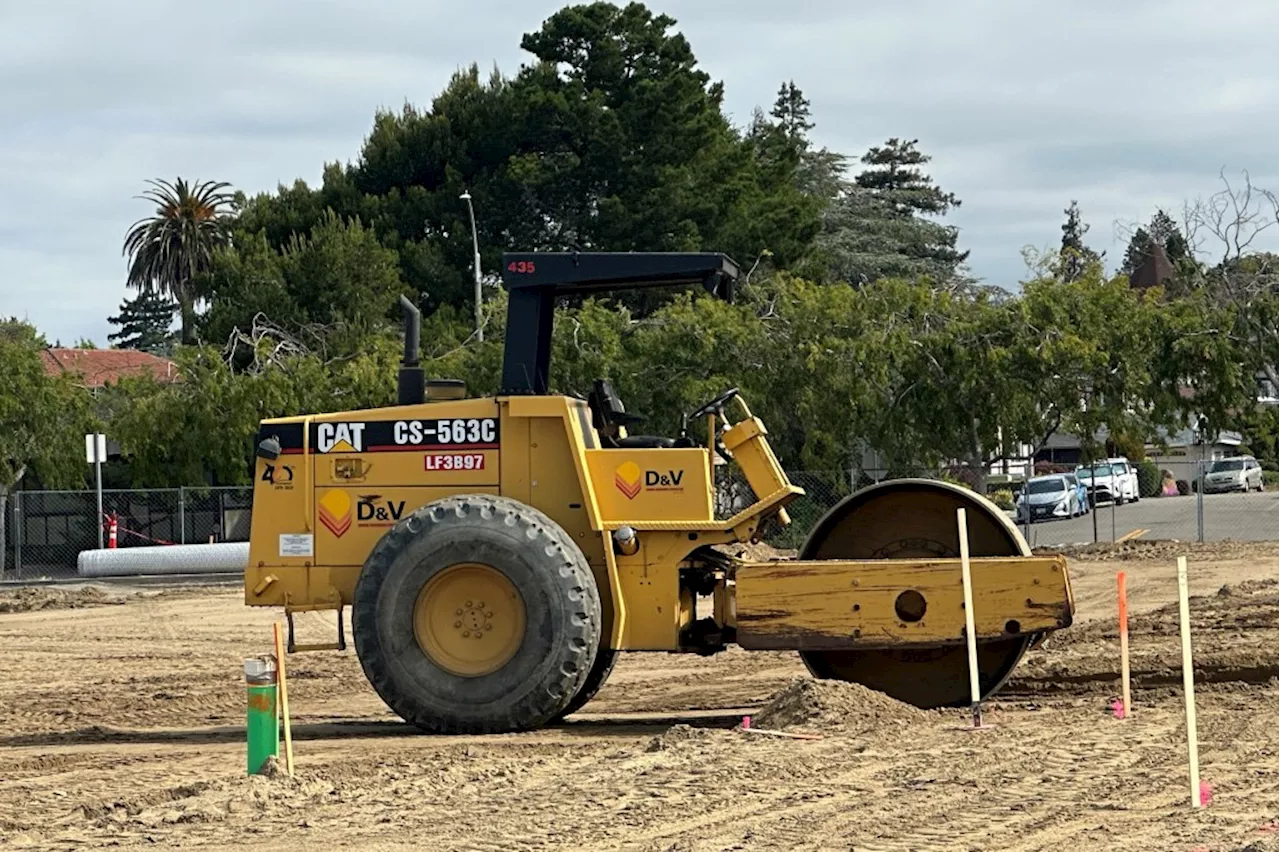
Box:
[1202,456,1265,493]
[1016,474,1084,523]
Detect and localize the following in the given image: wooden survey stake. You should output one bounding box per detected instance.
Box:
[272,622,295,776]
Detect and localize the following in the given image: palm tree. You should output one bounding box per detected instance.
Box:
[123,178,235,344]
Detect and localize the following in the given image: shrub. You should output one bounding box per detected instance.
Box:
[1034,460,1072,476]
[1264,469,1278,487]
[939,466,977,491]
[989,488,1015,510]
[1137,460,1162,498]
[1176,479,1191,496]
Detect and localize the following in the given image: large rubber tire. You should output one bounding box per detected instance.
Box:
[352,494,601,734]
[555,648,618,720]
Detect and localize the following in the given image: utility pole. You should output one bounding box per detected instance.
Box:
[460,191,483,342]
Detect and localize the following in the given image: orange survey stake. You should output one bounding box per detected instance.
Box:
[1117,571,1131,718]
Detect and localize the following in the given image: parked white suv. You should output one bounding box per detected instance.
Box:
[1107,457,1140,503]
[1203,455,1265,493]
[1075,456,1140,505]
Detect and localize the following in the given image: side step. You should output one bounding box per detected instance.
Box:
[285,606,347,653]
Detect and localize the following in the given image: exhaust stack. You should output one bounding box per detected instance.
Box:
[397,295,424,406]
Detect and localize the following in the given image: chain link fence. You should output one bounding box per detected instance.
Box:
[1013,459,1278,550]
[714,464,1277,552]
[2,464,1273,581]
[2,487,252,580]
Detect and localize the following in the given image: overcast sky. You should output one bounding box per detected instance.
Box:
[1,0,1276,346]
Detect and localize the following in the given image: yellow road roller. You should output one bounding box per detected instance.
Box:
[245,252,1073,733]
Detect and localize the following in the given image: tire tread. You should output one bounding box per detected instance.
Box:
[352,494,600,734]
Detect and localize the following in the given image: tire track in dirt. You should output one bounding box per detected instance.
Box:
[1,544,1276,850]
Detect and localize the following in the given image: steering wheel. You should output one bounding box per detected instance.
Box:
[688,387,740,420]
[686,387,740,462]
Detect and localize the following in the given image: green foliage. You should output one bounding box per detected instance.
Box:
[1136,460,1162,498]
[1237,405,1278,469]
[1058,200,1104,283]
[989,488,1015,510]
[213,4,822,322]
[199,213,406,351]
[101,341,401,488]
[123,178,235,344]
[95,255,1271,490]
[938,470,974,491]
[107,290,176,353]
[815,138,967,286]
[1019,268,1171,459]
[90,6,1275,493]
[0,321,96,491]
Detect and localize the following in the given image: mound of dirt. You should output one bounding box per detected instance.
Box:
[255,755,289,779]
[0,586,123,613]
[645,724,723,752]
[752,678,927,733]
[1216,578,1279,597]
[712,542,798,561]
[1037,540,1278,563]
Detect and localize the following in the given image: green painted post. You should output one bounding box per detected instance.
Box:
[244,657,279,774]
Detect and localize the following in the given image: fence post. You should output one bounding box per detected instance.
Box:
[0,491,6,575]
[14,491,22,580]
[179,486,187,545]
[1196,458,1205,543]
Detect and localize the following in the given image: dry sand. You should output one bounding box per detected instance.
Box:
[1,541,1276,851]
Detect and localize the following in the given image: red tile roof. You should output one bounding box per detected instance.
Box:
[42,348,180,388]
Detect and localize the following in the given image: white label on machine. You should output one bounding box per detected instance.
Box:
[279,534,314,557]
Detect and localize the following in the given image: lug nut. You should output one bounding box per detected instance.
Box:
[462,630,470,637]
[477,601,485,609]
[455,608,463,615]
[485,611,493,618]
[465,601,473,608]
[484,623,492,631]
[454,621,462,628]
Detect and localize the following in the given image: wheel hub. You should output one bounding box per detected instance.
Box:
[413,563,526,677]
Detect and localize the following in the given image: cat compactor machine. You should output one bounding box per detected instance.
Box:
[246,252,1073,733]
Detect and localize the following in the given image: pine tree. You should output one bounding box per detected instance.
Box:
[107,291,176,352]
[1059,200,1104,282]
[818,138,968,284]
[770,80,813,145]
[853,138,960,217]
[750,81,847,203]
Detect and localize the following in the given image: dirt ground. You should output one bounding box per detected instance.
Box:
[1,541,1276,851]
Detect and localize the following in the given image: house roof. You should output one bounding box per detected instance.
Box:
[1147,425,1242,449]
[42,348,180,389]
[1129,243,1175,290]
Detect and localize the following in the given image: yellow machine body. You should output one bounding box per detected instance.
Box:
[244,250,1076,728]
[246,392,1074,656]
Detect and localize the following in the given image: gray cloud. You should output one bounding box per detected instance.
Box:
[1,0,1276,344]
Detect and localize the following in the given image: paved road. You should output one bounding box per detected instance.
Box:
[1012,490,1278,547]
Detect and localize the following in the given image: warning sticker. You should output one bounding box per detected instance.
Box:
[279,533,314,558]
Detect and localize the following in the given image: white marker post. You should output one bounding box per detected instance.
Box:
[85,433,107,549]
[1176,555,1201,807]
[957,508,983,728]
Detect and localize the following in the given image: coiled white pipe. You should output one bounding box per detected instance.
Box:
[77,542,249,577]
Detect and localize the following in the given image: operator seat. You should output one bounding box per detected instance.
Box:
[587,380,676,449]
